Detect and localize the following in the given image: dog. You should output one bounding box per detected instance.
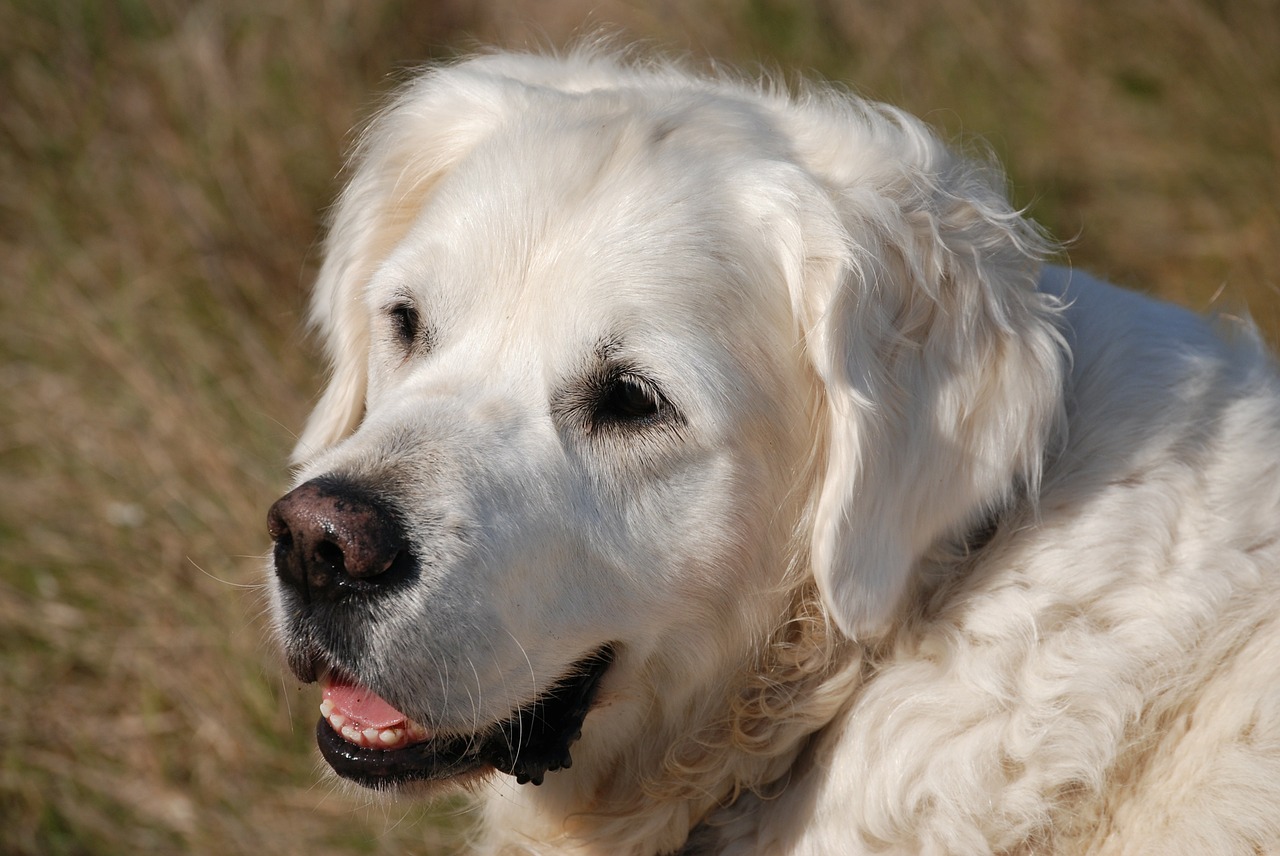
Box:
[267,46,1280,854]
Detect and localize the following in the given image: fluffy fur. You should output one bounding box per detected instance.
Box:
[275,46,1280,854]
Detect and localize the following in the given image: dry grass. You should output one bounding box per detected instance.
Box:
[1,1,1276,853]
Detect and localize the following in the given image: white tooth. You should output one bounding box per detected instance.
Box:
[330,714,346,729]
[320,700,334,717]
[379,728,401,746]
[362,727,380,743]
[342,725,361,743]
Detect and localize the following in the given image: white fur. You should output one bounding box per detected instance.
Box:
[283,46,1280,854]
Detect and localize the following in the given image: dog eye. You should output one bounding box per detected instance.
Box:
[597,374,664,425]
[555,359,683,438]
[387,302,420,349]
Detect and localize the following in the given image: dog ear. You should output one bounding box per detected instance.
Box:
[292,70,503,463]
[783,104,1066,640]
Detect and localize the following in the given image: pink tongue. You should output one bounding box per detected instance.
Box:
[323,681,407,731]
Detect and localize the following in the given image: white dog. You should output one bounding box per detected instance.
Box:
[267,47,1280,854]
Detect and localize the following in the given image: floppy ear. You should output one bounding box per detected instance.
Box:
[292,69,504,463]
[786,104,1066,639]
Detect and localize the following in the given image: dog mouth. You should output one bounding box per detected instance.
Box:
[314,646,615,789]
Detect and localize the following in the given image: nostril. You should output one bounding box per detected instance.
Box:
[314,540,346,574]
[266,504,288,542]
[268,499,306,594]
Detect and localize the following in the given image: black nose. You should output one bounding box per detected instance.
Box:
[268,478,410,602]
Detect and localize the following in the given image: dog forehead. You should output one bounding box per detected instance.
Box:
[383,99,791,340]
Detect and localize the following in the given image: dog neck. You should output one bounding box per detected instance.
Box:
[480,581,866,855]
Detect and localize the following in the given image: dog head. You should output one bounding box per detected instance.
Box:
[268,49,1064,796]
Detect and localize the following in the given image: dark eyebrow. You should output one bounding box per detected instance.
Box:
[594,334,624,363]
[550,336,632,427]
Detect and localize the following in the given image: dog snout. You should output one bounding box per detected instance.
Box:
[268,478,411,602]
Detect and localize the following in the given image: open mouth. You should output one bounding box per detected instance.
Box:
[315,646,615,788]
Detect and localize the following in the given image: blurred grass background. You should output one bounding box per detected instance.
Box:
[1,0,1277,853]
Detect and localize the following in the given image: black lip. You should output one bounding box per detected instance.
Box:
[317,717,485,785]
[316,645,615,789]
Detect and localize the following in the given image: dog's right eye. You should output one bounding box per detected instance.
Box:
[387,302,420,349]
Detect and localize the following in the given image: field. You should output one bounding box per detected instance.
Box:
[2,1,1277,853]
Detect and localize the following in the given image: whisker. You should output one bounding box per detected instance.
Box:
[187,556,264,590]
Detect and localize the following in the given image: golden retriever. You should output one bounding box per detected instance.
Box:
[267,46,1280,854]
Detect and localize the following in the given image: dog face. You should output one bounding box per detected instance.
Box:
[269,86,824,789]
[269,51,1064,795]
